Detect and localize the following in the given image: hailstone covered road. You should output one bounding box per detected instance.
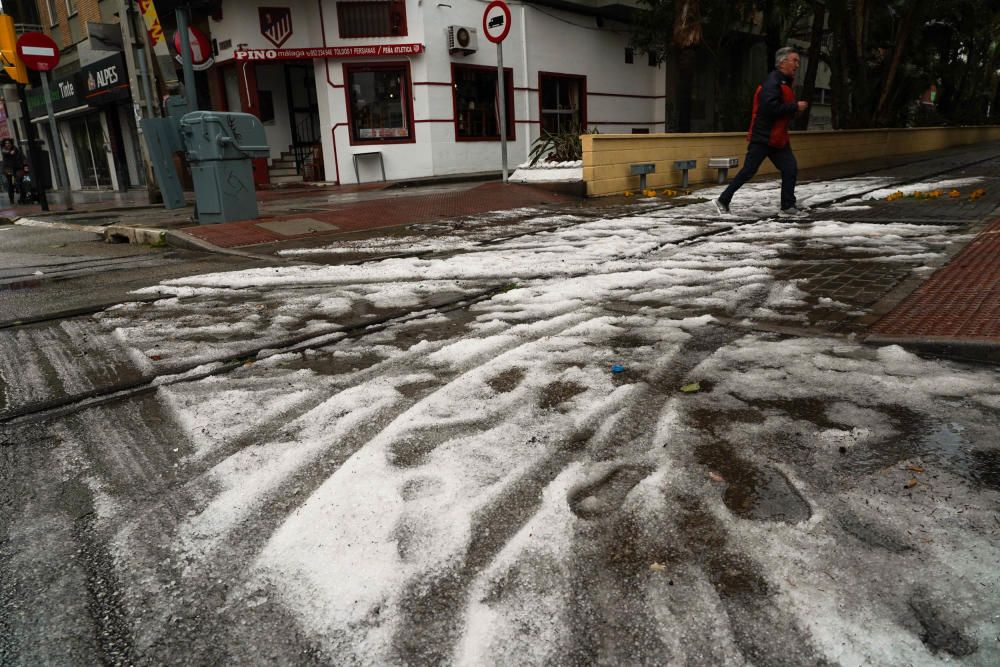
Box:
[2,151,1000,666]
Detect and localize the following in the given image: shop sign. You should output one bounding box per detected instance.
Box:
[138,0,166,48]
[359,127,408,139]
[82,53,130,104]
[234,43,424,61]
[259,7,293,48]
[26,73,84,118]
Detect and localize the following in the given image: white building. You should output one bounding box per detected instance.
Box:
[204,0,663,185]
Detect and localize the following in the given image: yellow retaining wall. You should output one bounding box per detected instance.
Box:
[582,126,1000,197]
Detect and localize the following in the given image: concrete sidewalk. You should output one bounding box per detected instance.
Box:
[7,142,1000,363]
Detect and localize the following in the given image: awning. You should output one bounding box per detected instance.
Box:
[30,104,92,123]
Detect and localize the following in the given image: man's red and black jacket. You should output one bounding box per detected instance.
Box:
[746,70,798,148]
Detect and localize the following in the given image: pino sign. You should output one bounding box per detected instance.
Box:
[16,32,60,71]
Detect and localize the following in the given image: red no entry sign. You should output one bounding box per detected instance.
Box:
[16,32,60,72]
[483,0,511,44]
[173,25,213,65]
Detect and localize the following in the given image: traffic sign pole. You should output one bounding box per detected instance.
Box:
[16,31,68,209]
[17,83,48,211]
[483,0,512,185]
[39,69,73,210]
[176,8,198,112]
[497,43,507,184]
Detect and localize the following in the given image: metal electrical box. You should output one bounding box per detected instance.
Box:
[179,111,269,224]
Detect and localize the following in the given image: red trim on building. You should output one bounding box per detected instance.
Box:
[588,91,666,99]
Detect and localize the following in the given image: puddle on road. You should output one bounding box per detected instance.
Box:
[688,408,811,524]
[695,439,811,524]
[607,333,655,350]
[282,350,385,376]
[539,380,587,409]
[917,423,1000,492]
[567,464,653,520]
[486,368,524,393]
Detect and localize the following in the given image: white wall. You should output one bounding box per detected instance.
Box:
[211,1,324,61]
[211,0,665,184]
[255,64,294,160]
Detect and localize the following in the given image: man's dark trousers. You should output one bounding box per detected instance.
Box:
[718,142,798,210]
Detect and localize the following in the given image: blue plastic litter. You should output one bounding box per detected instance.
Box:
[611,364,626,374]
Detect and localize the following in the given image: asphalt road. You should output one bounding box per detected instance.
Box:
[2,159,999,666]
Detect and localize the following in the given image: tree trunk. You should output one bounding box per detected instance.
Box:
[672,0,702,133]
[762,0,782,73]
[676,47,697,132]
[873,0,921,125]
[829,6,852,129]
[796,1,826,130]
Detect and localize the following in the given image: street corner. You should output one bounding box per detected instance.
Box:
[103,225,168,247]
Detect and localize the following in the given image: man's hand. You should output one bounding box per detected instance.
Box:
[797,101,809,112]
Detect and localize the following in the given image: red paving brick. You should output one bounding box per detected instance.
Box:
[182,182,576,248]
[871,216,1000,341]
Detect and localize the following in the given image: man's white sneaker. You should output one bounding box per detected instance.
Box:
[712,199,730,215]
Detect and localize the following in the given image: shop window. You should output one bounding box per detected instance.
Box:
[539,73,585,135]
[452,64,514,141]
[337,1,407,38]
[345,63,413,144]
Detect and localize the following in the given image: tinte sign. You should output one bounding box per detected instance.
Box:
[82,53,130,104]
[26,73,82,118]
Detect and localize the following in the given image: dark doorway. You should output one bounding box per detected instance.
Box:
[284,63,320,175]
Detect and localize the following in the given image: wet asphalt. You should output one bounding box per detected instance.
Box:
[2,147,1000,665]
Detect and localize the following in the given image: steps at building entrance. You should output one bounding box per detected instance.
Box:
[267,148,304,184]
[270,173,306,185]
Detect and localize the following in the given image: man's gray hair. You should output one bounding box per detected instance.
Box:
[775,47,797,68]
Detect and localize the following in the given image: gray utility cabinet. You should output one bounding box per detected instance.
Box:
[180,111,269,224]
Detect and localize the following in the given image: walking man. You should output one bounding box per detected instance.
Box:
[714,47,809,217]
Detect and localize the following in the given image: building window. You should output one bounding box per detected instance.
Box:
[337,1,407,38]
[65,0,77,16]
[624,47,634,64]
[648,51,658,67]
[345,63,413,144]
[452,64,514,141]
[46,0,58,25]
[539,73,585,135]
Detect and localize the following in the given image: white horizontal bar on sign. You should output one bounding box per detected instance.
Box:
[21,46,56,56]
[30,104,90,123]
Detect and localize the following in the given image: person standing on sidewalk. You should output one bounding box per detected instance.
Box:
[713,47,809,217]
[1,138,24,206]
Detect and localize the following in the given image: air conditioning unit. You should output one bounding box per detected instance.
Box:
[447,25,477,55]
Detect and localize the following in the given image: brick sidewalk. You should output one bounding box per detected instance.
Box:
[181,182,579,248]
[866,215,1000,360]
